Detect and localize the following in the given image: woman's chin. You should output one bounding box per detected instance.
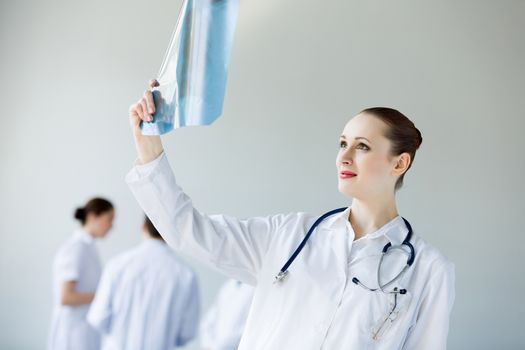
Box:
[338,184,357,198]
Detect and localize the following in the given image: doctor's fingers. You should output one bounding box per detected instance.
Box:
[128,103,143,128]
[143,79,158,115]
[129,102,147,123]
[148,79,159,89]
[143,90,155,115]
[138,98,153,122]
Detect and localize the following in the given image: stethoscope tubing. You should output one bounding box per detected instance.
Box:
[274,208,416,291]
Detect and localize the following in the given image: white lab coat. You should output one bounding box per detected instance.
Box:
[126,153,455,350]
[200,280,254,350]
[48,229,102,350]
[87,239,200,350]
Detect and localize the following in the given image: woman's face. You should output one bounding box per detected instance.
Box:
[336,113,402,199]
[86,209,115,238]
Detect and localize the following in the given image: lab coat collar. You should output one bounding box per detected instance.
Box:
[141,238,167,249]
[322,206,409,246]
[74,228,95,244]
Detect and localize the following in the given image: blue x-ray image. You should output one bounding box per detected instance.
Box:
[141,0,240,135]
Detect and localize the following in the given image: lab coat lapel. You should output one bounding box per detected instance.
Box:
[312,209,351,295]
[326,226,348,279]
[311,225,348,299]
[324,209,352,283]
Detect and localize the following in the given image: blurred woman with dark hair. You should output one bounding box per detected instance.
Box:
[48,197,114,350]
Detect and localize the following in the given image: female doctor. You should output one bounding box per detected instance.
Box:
[126,80,455,350]
[48,197,114,350]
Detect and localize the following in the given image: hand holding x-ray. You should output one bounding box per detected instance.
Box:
[128,79,164,165]
[141,0,240,135]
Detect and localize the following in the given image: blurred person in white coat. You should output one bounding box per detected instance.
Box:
[200,280,254,350]
[87,215,200,350]
[125,80,455,350]
[48,197,115,350]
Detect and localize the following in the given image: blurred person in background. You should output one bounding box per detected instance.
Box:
[88,215,200,350]
[48,197,115,350]
[200,280,254,350]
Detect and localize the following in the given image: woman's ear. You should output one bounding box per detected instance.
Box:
[392,152,411,176]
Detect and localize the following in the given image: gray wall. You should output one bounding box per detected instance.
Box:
[1,0,524,349]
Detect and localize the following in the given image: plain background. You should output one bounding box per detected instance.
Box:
[1,0,524,349]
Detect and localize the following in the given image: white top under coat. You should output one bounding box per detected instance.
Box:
[48,229,102,350]
[87,239,200,350]
[126,152,455,350]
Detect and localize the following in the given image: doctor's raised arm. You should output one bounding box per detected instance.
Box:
[126,80,290,285]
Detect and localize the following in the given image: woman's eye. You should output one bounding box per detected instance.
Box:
[356,143,370,150]
[339,141,347,148]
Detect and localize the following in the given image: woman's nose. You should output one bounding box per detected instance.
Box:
[340,152,353,165]
[338,148,353,165]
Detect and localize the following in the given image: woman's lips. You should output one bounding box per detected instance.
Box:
[339,171,357,179]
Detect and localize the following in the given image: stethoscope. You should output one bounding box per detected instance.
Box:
[273,207,416,296]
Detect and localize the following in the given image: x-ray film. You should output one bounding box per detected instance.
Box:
[141,0,239,135]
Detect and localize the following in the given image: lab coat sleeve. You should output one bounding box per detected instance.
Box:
[126,152,292,284]
[87,264,114,334]
[402,261,456,350]
[176,274,200,346]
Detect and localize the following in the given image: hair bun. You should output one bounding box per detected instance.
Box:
[74,207,86,221]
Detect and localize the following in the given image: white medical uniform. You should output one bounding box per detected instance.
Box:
[200,280,254,350]
[126,153,455,350]
[48,229,102,350]
[87,239,200,350]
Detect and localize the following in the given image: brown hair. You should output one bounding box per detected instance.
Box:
[361,107,423,191]
[74,197,114,225]
[144,215,164,241]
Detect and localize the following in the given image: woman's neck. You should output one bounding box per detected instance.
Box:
[82,224,97,239]
[348,197,399,241]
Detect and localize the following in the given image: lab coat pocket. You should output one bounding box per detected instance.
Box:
[352,281,413,344]
[367,290,413,343]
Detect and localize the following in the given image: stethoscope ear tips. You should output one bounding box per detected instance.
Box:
[399,289,407,295]
[351,277,359,285]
